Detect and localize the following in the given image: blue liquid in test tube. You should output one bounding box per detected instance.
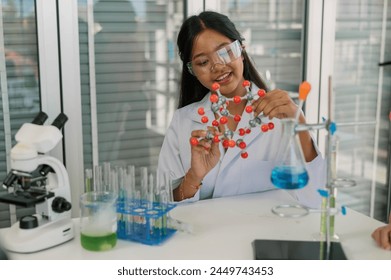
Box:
[271,166,309,189]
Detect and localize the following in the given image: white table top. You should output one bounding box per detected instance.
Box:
[1,189,390,260]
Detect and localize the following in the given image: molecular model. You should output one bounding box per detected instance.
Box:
[190,80,274,159]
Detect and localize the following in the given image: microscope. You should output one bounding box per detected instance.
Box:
[0,112,74,253]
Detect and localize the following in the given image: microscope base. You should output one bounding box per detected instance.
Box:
[1,217,74,253]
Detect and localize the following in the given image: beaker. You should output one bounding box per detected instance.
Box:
[80,191,118,251]
[271,118,309,189]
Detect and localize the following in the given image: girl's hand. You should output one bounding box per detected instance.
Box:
[252,88,317,162]
[252,89,299,120]
[189,127,221,181]
[372,215,391,250]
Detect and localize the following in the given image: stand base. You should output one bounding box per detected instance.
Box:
[252,239,347,260]
[1,217,74,253]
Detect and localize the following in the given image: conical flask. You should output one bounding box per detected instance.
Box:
[271,118,309,189]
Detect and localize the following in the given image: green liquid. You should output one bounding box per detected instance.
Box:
[80,232,117,251]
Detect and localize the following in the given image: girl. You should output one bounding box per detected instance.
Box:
[157,11,325,207]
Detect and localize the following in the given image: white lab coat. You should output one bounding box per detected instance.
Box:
[157,85,326,208]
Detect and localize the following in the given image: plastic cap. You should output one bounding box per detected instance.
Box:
[299,81,311,101]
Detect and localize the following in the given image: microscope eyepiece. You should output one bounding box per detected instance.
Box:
[51,113,68,130]
[31,111,48,125]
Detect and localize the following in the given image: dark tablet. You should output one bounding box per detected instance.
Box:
[252,239,347,260]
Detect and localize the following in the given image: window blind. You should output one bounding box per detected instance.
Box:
[332,0,391,220]
[78,0,183,174]
[0,0,40,228]
[220,0,305,92]
[219,0,391,219]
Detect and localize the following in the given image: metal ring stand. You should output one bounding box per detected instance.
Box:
[331,178,356,188]
[271,178,356,218]
[271,204,310,218]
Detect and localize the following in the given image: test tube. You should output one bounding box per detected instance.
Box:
[128,165,135,186]
[148,173,154,210]
[111,167,118,194]
[164,171,174,203]
[161,171,173,235]
[94,165,102,192]
[109,167,122,232]
[84,169,93,193]
[131,188,140,237]
[147,172,154,240]
[125,165,135,235]
[159,188,168,236]
[140,166,148,204]
[126,165,135,205]
[135,166,148,237]
[103,162,111,192]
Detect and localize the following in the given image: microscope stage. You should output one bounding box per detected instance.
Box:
[0,191,54,207]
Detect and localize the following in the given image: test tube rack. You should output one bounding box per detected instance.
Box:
[116,198,177,245]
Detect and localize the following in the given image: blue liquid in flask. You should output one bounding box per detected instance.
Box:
[271,166,309,189]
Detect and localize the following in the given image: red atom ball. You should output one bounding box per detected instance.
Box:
[238,141,247,149]
[201,116,209,123]
[239,128,246,136]
[190,137,198,146]
[241,152,248,159]
[197,107,205,115]
[212,83,220,91]
[258,89,266,98]
[220,116,228,124]
[210,94,219,103]
[212,120,219,127]
[245,106,253,113]
[233,96,241,104]
[261,124,269,132]
[242,80,250,88]
[268,122,274,130]
[234,114,241,122]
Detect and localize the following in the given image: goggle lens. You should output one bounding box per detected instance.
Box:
[187,40,242,75]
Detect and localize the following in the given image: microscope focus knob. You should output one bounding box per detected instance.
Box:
[52,197,72,213]
[20,215,38,229]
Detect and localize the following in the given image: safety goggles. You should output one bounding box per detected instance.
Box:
[186,40,242,76]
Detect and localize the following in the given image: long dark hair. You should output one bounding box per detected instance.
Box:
[176,11,268,108]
